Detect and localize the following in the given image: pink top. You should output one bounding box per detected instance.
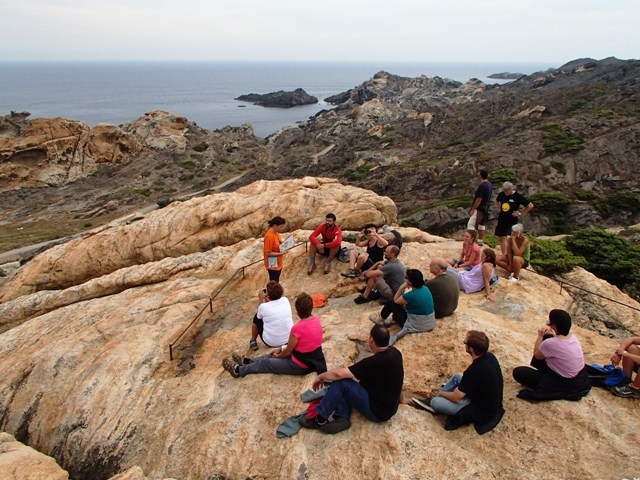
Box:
[462,242,481,267]
[290,315,323,368]
[539,334,585,378]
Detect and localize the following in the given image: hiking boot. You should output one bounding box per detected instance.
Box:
[307,263,316,275]
[319,416,351,434]
[611,384,640,399]
[222,358,240,378]
[232,352,252,365]
[358,286,366,294]
[249,339,258,351]
[340,268,355,278]
[354,295,372,305]
[369,313,383,325]
[412,397,436,414]
[508,272,514,279]
[298,415,320,429]
[323,262,331,274]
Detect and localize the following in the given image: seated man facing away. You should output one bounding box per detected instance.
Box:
[248,281,293,351]
[411,330,504,435]
[426,258,460,318]
[307,212,343,275]
[353,245,405,304]
[513,309,591,401]
[299,324,404,434]
[610,336,640,399]
[341,224,388,278]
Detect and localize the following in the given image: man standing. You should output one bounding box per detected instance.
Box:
[354,245,405,304]
[467,170,493,246]
[426,258,460,318]
[300,324,404,434]
[308,213,343,275]
[413,330,504,435]
[495,181,534,254]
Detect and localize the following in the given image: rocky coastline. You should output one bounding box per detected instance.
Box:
[235,87,318,107]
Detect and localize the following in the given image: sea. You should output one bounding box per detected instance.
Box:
[0,61,553,138]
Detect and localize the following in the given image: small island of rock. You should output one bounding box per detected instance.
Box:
[488,72,525,80]
[235,88,318,108]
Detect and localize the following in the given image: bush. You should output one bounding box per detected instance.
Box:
[529,237,586,275]
[575,189,597,201]
[180,160,196,170]
[539,122,585,156]
[490,168,518,186]
[431,196,469,209]
[193,142,209,153]
[595,192,640,216]
[550,161,567,174]
[528,192,572,234]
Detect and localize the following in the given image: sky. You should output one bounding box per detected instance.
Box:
[1,0,639,63]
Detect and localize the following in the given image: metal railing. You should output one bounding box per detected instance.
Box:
[168,240,308,360]
[558,280,640,314]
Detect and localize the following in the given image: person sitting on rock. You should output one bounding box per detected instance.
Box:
[496,223,530,282]
[513,309,591,401]
[299,324,403,434]
[426,258,460,318]
[341,224,388,278]
[353,245,405,304]
[222,292,326,378]
[369,268,435,346]
[379,225,403,252]
[446,248,498,302]
[247,281,293,351]
[610,336,640,399]
[447,230,481,270]
[307,212,343,275]
[410,330,504,435]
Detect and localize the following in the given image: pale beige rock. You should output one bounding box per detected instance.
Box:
[0,182,638,480]
[0,432,68,480]
[0,178,396,302]
[121,110,189,153]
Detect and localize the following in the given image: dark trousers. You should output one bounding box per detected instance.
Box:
[380,300,407,326]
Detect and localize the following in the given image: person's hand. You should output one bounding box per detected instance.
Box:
[486,293,495,302]
[318,244,325,252]
[538,326,552,337]
[312,376,324,391]
[611,352,622,365]
[269,348,281,357]
[469,208,476,216]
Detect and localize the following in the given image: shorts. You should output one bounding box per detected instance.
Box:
[467,206,488,230]
[495,221,517,237]
[523,259,530,269]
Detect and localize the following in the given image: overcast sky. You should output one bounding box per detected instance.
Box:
[2,0,638,63]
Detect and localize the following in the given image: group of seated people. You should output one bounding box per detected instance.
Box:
[219,215,638,435]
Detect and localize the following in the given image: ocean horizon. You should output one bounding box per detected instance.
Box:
[0,60,553,137]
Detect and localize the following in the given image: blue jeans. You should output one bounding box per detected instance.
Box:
[316,379,381,422]
[430,373,471,415]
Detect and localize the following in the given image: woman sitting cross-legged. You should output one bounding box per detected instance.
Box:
[369,268,435,346]
[447,247,497,302]
[496,223,530,282]
[222,292,326,378]
[447,230,481,270]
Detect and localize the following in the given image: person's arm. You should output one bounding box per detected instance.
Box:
[533,326,553,360]
[482,263,495,302]
[460,246,478,268]
[612,336,640,364]
[438,388,466,403]
[512,237,529,257]
[394,281,409,306]
[371,231,388,248]
[364,267,384,279]
[514,202,534,218]
[271,332,299,359]
[312,367,355,390]
[324,226,343,249]
[308,224,323,246]
[469,196,482,214]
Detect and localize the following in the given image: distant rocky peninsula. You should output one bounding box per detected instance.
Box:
[487,72,524,79]
[235,88,318,108]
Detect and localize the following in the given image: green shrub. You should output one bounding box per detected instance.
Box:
[180,160,196,170]
[347,165,371,181]
[539,122,585,155]
[0,269,5,278]
[190,153,203,159]
[141,170,151,177]
[529,238,586,275]
[550,161,567,174]
[527,192,571,213]
[193,142,209,153]
[597,108,615,119]
[566,98,589,114]
[133,188,151,197]
[481,233,499,249]
[431,196,469,209]
[575,189,597,201]
[435,140,464,150]
[490,168,518,185]
[595,192,640,216]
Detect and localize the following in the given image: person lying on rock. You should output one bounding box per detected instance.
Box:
[496,223,530,282]
[222,292,326,378]
[369,268,435,346]
[299,324,404,434]
[307,212,343,275]
[353,245,405,304]
[610,336,640,399]
[446,247,498,302]
[341,224,388,278]
[409,330,504,435]
[513,309,591,401]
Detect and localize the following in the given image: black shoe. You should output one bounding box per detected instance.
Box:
[354,295,372,304]
[412,397,436,414]
[319,416,351,434]
[358,287,366,294]
[298,415,320,429]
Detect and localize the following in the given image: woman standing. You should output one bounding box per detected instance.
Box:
[264,216,286,282]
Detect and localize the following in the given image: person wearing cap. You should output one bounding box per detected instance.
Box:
[495,182,534,254]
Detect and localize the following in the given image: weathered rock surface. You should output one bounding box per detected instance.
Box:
[0,432,68,480]
[0,180,638,480]
[236,88,318,108]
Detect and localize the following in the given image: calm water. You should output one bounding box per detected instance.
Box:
[0,61,552,137]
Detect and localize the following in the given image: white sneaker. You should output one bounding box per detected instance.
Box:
[508,276,519,282]
[508,273,514,279]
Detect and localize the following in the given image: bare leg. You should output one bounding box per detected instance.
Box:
[512,256,525,279]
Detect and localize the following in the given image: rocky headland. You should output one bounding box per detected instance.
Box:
[235,88,318,108]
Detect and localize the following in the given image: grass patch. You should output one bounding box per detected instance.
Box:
[550,161,567,174]
[180,160,196,170]
[490,168,518,185]
[539,122,585,156]
[430,196,469,209]
[193,142,209,153]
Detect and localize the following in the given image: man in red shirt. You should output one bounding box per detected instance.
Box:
[308,213,343,275]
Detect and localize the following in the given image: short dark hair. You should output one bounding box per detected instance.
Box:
[295,292,314,319]
[479,169,489,180]
[370,324,390,348]
[386,245,400,257]
[466,330,489,355]
[268,216,286,227]
[325,213,336,221]
[406,268,425,288]
[548,309,572,335]
[265,280,283,300]
[363,223,376,231]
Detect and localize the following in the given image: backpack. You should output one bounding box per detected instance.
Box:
[337,247,353,263]
[585,363,628,389]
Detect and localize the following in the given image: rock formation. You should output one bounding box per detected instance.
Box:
[0,180,638,480]
[236,88,318,108]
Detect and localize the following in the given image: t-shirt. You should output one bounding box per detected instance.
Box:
[474,181,493,209]
[403,285,434,316]
[458,352,503,415]
[496,191,530,225]
[426,273,460,318]
[263,229,282,270]
[462,242,481,266]
[379,259,406,294]
[290,315,324,369]
[539,334,585,378]
[349,347,404,421]
[257,297,293,347]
